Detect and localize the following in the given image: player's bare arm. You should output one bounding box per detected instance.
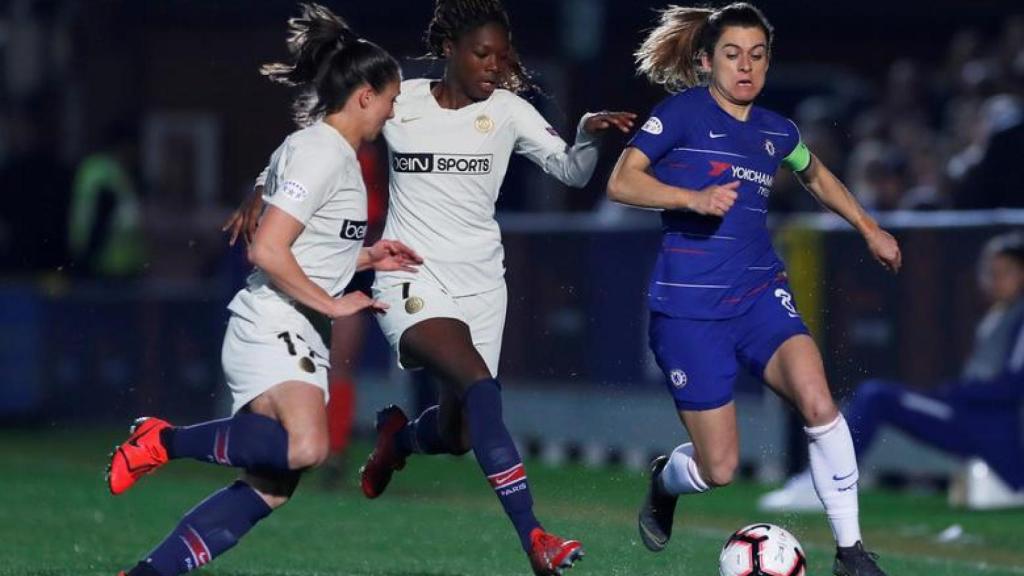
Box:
[795,153,902,273]
[249,206,386,319]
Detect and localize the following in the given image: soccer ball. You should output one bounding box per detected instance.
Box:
[719,523,806,576]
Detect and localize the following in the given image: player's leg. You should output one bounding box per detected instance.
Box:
[400,316,581,574]
[750,283,886,575]
[119,382,324,575]
[640,312,739,552]
[107,317,328,495]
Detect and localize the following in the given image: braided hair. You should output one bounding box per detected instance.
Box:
[423,0,531,94]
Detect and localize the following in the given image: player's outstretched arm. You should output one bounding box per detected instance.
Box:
[607,147,737,216]
[249,206,386,318]
[582,111,637,135]
[513,101,634,188]
[795,153,902,273]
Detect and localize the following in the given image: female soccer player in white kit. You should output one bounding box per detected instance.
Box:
[358,2,635,574]
[106,6,420,575]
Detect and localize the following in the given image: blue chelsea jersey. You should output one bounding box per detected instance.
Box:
[628,86,808,319]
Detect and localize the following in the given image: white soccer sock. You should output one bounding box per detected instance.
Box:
[658,442,710,496]
[805,414,862,547]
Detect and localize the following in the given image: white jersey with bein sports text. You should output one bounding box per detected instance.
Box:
[378,78,600,296]
[229,121,367,325]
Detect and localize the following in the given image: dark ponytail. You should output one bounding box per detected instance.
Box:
[262,3,400,126]
[424,0,532,94]
[636,3,774,93]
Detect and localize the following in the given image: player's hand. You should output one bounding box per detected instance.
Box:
[583,111,638,135]
[329,291,388,319]
[690,181,739,217]
[367,239,423,272]
[865,226,901,273]
[222,186,265,246]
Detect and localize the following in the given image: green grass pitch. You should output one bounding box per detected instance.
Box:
[1,428,1022,575]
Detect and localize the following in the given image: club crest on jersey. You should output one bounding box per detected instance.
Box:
[282,180,309,202]
[392,153,492,175]
[339,219,367,240]
[641,116,663,135]
[670,369,687,389]
[475,114,494,133]
[764,139,776,156]
[405,296,424,314]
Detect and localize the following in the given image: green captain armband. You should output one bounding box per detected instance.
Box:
[782,140,811,173]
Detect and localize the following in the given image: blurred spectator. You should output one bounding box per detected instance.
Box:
[760,231,1024,512]
[67,119,147,278]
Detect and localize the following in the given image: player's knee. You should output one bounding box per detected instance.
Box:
[798,395,839,427]
[287,435,329,470]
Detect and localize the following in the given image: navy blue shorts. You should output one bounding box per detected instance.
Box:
[649,281,810,411]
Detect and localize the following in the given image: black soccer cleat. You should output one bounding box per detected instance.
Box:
[833,541,887,576]
[638,455,678,552]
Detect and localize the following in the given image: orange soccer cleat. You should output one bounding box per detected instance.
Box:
[528,528,584,576]
[106,417,171,495]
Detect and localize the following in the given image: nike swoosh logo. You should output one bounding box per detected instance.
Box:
[833,470,857,481]
[400,116,421,123]
[709,131,727,138]
[838,482,858,492]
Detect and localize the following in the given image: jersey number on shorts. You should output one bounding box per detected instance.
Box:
[277,331,323,360]
[773,288,800,318]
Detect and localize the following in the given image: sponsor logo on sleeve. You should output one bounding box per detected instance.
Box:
[641,116,664,135]
[392,153,492,175]
[339,219,368,241]
[282,180,309,202]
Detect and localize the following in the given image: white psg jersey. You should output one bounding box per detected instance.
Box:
[231,121,367,321]
[378,78,599,296]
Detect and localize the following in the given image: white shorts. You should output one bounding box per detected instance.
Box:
[221,297,331,414]
[373,277,507,376]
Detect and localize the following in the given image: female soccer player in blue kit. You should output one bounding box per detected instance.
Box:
[606,4,900,576]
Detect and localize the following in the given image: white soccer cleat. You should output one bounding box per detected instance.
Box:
[952,459,1024,510]
[757,471,822,513]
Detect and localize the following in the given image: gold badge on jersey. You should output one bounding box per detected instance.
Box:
[299,356,316,373]
[474,114,494,133]
[405,296,425,314]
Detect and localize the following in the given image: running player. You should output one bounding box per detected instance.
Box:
[226,3,634,574]
[605,4,899,575]
[106,6,417,575]
[358,2,633,574]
